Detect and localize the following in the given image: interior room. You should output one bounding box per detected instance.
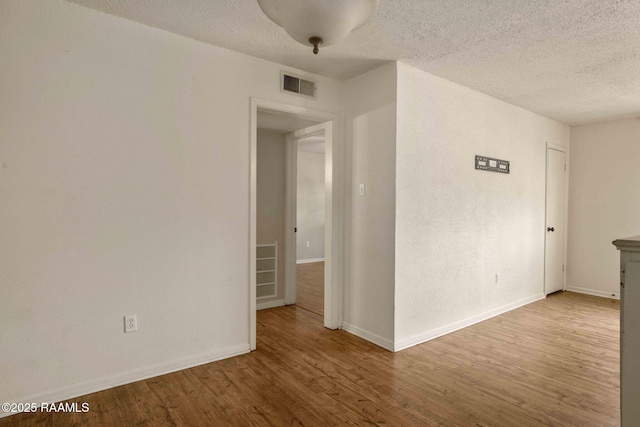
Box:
[1,0,638,425]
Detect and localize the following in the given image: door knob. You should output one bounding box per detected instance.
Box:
[547,227,555,232]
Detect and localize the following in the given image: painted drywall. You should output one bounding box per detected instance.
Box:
[0,0,343,406]
[256,129,286,304]
[394,62,570,350]
[342,63,397,350]
[296,150,325,262]
[567,118,640,298]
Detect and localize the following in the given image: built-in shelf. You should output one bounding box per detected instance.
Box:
[256,242,277,300]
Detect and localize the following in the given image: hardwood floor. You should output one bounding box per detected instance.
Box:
[296,261,324,316]
[2,292,619,426]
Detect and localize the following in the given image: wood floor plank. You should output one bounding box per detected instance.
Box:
[0,291,620,426]
[296,261,324,316]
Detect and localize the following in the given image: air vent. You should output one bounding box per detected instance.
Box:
[281,71,316,98]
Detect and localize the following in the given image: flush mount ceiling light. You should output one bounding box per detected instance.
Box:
[257,0,380,54]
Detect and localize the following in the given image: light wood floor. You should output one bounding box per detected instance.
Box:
[2,292,619,426]
[296,261,324,316]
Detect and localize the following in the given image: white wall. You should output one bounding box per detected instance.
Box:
[342,63,397,350]
[296,151,325,262]
[0,0,342,406]
[567,118,640,298]
[256,129,286,303]
[394,62,570,350]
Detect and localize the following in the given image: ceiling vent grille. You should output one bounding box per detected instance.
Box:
[281,71,316,98]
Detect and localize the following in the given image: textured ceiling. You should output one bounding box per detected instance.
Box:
[66,0,640,125]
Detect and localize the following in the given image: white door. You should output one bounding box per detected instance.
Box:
[284,134,298,306]
[545,147,566,294]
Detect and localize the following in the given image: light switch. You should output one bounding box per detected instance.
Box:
[489,160,497,168]
[359,184,365,197]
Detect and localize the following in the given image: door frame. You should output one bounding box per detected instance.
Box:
[284,123,330,306]
[250,98,342,351]
[544,142,569,294]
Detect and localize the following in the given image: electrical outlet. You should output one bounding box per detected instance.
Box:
[495,273,500,284]
[124,315,137,333]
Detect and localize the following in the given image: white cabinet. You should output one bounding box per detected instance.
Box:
[613,235,640,427]
[256,242,277,299]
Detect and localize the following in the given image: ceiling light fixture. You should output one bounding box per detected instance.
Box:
[257,0,380,55]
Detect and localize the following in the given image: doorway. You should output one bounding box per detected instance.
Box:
[287,127,326,316]
[545,143,567,295]
[250,98,341,351]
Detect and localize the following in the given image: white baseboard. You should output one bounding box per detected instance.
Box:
[257,299,285,310]
[296,258,324,264]
[0,343,250,419]
[341,322,394,352]
[394,293,545,352]
[566,286,620,300]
